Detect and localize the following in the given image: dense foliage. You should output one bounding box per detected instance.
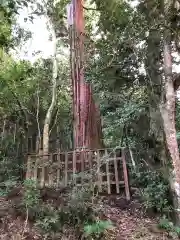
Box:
[1,0,180,238]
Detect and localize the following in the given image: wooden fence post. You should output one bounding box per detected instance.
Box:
[57,151,61,187]
[40,153,45,187]
[122,148,130,200]
[73,151,76,185]
[33,156,38,182]
[105,149,111,194]
[97,150,102,192]
[48,153,53,187]
[26,155,31,179]
[114,150,120,194]
[64,151,68,186]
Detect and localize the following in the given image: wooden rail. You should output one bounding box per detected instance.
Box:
[26,148,130,200]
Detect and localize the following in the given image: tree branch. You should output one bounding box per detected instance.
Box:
[82,5,99,11]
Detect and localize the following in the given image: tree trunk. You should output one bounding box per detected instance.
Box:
[146,27,167,165]
[160,2,180,222]
[43,18,58,158]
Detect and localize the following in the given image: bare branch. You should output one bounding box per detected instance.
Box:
[82,5,99,11]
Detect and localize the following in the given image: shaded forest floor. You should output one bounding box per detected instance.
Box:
[102,196,174,239]
[0,191,177,240]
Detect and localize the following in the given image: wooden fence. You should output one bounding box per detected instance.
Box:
[26,148,130,200]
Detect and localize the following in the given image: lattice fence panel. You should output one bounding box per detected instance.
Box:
[26,148,130,199]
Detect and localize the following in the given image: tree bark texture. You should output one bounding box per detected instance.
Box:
[161,0,180,223]
[69,0,103,150]
[43,18,58,157]
[146,27,167,165]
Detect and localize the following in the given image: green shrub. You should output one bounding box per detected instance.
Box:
[35,205,60,232]
[21,173,101,237]
[158,216,180,237]
[158,217,174,231]
[66,185,97,225]
[0,152,22,196]
[84,220,113,239]
[23,179,40,209]
[0,176,18,196]
[33,184,100,236]
[131,163,172,213]
[0,140,24,183]
[21,168,106,238]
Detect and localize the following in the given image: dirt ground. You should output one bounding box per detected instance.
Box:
[0,192,178,240]
[101,195,176,240]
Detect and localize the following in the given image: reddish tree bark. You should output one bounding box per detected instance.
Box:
[69,0,103,150]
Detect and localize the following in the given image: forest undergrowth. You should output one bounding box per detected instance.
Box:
[0,177,178,240]
[0,157,177,240]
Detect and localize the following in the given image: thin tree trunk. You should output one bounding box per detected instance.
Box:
[1,118,6,141]
[160,2,180,222]
[43,18,58,157]
[145,28,167,165]
[36,84,41,153]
